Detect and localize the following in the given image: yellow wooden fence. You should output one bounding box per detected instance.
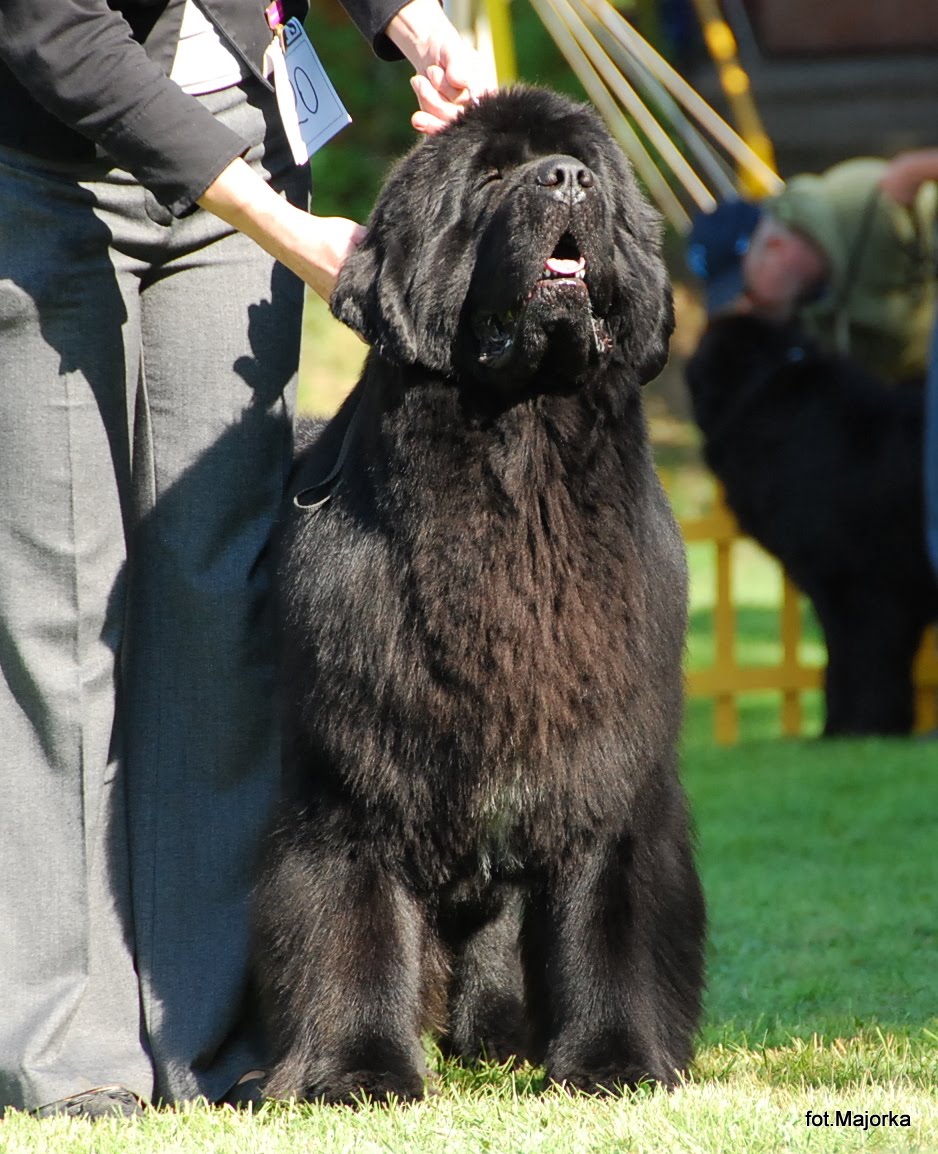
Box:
[682,492,938,743]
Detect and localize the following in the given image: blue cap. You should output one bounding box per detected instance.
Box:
[686,200,763,314]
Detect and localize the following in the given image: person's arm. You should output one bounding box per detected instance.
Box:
[0,0,248,216]
[0,0,360,301]
[878,149,938,207]
[1,0,491,299]
[198,0,495,299]
[197,158,366,302]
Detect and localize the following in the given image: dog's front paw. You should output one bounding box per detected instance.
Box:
[546,1035,680,1095]
[304,1066,426,1106]
[264,1050,426,1107]
[547,1062,674,1095]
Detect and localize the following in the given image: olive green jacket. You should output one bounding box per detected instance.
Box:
[771,158,936,382]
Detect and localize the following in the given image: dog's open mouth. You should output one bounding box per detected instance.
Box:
[474,233,609,369]
[536,232,587,286]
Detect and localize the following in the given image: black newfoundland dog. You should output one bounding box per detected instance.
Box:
[254,87,705,1104]
[687,314,938,736]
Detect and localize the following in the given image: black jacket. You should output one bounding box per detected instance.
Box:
[0,0,406,214]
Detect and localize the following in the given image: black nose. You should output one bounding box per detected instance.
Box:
[534,155,595,200]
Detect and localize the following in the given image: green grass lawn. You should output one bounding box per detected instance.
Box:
[7,627,934,1153]
[4,324,936,1152]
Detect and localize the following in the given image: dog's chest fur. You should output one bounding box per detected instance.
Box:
[284,381,685,873]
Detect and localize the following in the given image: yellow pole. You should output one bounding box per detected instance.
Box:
[578,0,783,197]
[558,0,717,210]
[482,0,517,82]
[689,0,778,197]
[913,625,938,733]
[531,0,690,230]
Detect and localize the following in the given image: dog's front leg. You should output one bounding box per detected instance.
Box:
[254,817,429,1105]
[528,823,704,1094]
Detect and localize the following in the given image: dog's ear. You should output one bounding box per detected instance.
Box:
[609,243,675,386]
[608,183,675,386]
[636,284,675,386]
[330,217,420,367]
[330,155,466,374]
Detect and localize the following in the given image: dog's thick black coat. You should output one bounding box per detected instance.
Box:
[687,314,938,736]
[254,87,705,1104]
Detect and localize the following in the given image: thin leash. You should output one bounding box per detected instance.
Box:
[293,395,364,511]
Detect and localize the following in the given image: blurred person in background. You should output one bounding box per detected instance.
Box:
[687,152,938,581]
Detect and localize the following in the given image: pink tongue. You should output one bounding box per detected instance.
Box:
[545,256,585,276]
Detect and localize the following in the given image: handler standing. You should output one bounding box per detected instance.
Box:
[0,0,491,1116]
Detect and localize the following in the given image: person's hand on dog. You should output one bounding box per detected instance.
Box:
[409,70,475,135]
[198,158,366,301]
[385,0,497,134]
[286,214,368,302]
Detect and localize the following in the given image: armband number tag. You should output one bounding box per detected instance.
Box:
[263,18,351,166]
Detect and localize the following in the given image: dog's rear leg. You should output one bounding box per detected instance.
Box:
[437,883,528,1065]
[253,812,429,1105]
[530,809,705,1093]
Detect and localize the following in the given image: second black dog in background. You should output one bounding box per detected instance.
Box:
[687,314,938,736]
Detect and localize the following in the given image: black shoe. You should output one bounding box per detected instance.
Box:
[33,1085,147,1119]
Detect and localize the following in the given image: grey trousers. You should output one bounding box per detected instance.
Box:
[0,80,307,1110]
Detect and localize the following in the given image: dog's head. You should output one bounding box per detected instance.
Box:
[331,87,673,391]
